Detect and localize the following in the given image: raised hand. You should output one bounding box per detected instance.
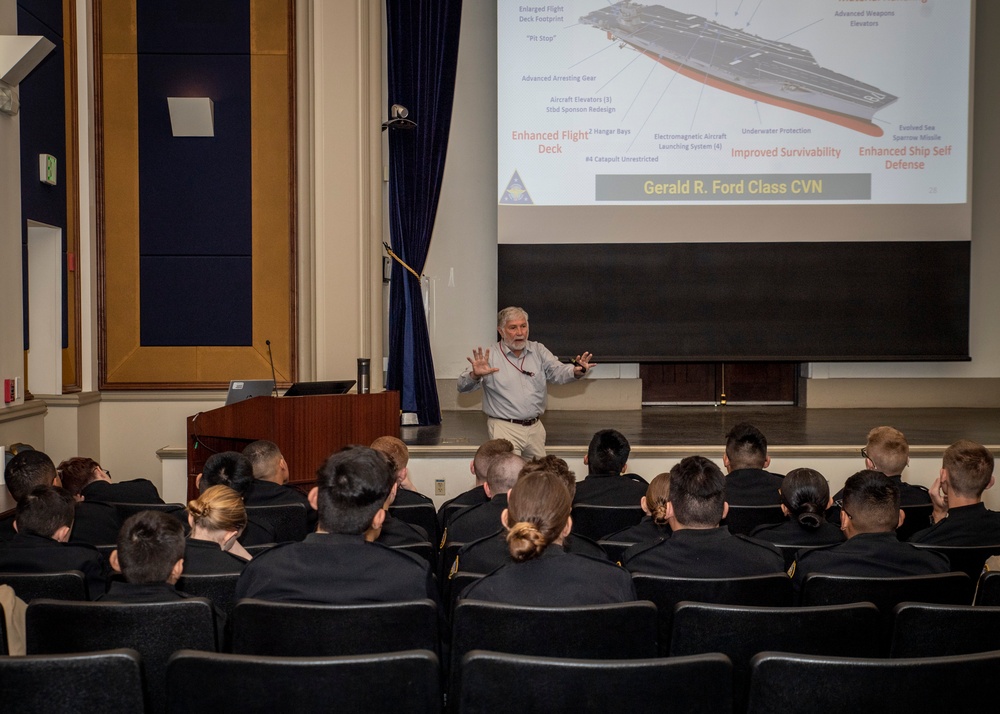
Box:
[573,351,595,376]
[467,347,500,379]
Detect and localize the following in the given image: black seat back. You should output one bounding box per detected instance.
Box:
[671,602,881,711]
[390,541,435,568]
[0,571,89,602]
[230,598,439,657]
[800,572,974,612]
[890,602,1000,657]
[975,570,1000,606]
[597,540,633,564]
[0,648,144,714]
[176,573,241,618]
[244,504,309,542]
[109,502,188,525]
[896,503,934,541]
[458,650,732,714]
[447,571,484,615]
[911,544,1000,581]
[389,503,439,546]
[25,598,217,714]
[632,572,794,650]
[167,648,440,714]
[570,505,644,541]
[747,650,1000,713]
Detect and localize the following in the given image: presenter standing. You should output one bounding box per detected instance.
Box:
[458,307,594,458]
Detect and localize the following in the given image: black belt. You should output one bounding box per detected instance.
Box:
[495,417,539,426]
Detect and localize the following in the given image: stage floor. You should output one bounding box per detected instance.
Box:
[402,407,1000,450]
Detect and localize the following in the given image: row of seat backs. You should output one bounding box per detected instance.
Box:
[107,502,311,544]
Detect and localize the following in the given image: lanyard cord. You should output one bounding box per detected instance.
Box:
[499,342,534,377]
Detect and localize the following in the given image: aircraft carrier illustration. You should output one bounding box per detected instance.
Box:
[580,1,897,136]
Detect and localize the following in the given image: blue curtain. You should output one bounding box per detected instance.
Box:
[384,0,462,426]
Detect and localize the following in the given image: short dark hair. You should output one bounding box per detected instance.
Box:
[942,440,995,499]
[200,451,255,496]
[314,446,395,534]
[842,470,900,533]
[725,423,768,469]
[668,456,726,527]
[473,439,515,482]
[15,486,75,537]
[486,452,526,495]
[587,429,630,475]
[521,455,577,498]
[116,511,186,584]
[56,457,102,496]
[4,450,57,500]
[242,440,283,480]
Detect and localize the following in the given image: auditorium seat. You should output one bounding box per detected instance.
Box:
[0,571,89,602]
[910,544,1000,581]
[597,540,633,564]
[108,502,188,525]
[450,599,658,702]
[723,505,785,536]
[975,570,1000,606]
[0,648,144,714]
[166,648,440,714]
[176,573,241,618]
[230,598,439,657]
[570,505,644,541]
[389,503,440,546]
[243,543,275,557]
[447,571,484,614]
[632,572,794,651]
[244,503,309,543]
[670,602,881,711]
[771,543,826,569]
[895,503,935,541]
[26,598,217,714]
[457,650,732,714]
[746,650,1000,713]
[890,602,1000,657]
[390,540,435,569]
[800,572,974,612]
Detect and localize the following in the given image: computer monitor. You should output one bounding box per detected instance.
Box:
[224,379,275,405]
[282,380,356,397]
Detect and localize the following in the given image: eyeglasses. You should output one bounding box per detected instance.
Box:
[833,499,852,519]
[860,448,869,461]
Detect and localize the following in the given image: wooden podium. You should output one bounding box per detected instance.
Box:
[185,391,400,501]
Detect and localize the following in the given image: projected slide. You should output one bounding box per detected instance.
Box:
[498,0,970,206]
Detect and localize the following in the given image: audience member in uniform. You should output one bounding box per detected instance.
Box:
[234,446,436,604]
[372,476,430,547]
[460,471,636,606]
[792,470,949,589]
[101,511,189,602]
[444,452,525,544]
[831,427,930,510]
[573,429,648,506]
[241,440,311,507]
[184,485,251,574]
[722,423,784,506]
[0,486,108,599]
[197,451,277,546]
[909,440,1000,545]
[437,438,514,531]
[453,456,607,574]
[605,472,673,545]
[623,456,785,577]
[371,435,434,508]
[57,456,164,505]
[2,450,120,546]
[750,468,844,547]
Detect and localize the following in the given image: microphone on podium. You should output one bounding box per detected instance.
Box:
[266,339,278,396]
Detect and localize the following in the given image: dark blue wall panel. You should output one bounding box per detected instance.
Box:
[137,54,252,256]
[140,256,252,346]
[137,0,249,54]
[18,5,67,349]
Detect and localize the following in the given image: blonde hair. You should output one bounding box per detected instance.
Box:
[505,472,571,562]
[371,436,409,471]
[645,472,671,526]
[187,485,247,534]
[866,426,909,475]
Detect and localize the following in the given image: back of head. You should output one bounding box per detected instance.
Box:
[521,455,576,498]
[587,429,630,475]
[842,470,900,533]
[942,440,995,499]
[56,456,101,496]
[116,511,186,584]
[4,450,57,500]
[486,452,526,496]
[865,426,909,476]
[187,485,248,534]
[370,436,409,473]
[15,486,75,538]
[473,439,515,483]
[315,446,395,534]
[668,456,726,528]
[200,451,255,497]
[242,440,283,481]
[645,472,672,526]
[505,472,572,562]
[725,422,768,470]
[780,468,830,530]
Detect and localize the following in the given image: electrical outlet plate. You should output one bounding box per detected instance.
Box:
[434,479,446,496]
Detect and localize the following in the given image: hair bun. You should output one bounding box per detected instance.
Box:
[507,521,548,562]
